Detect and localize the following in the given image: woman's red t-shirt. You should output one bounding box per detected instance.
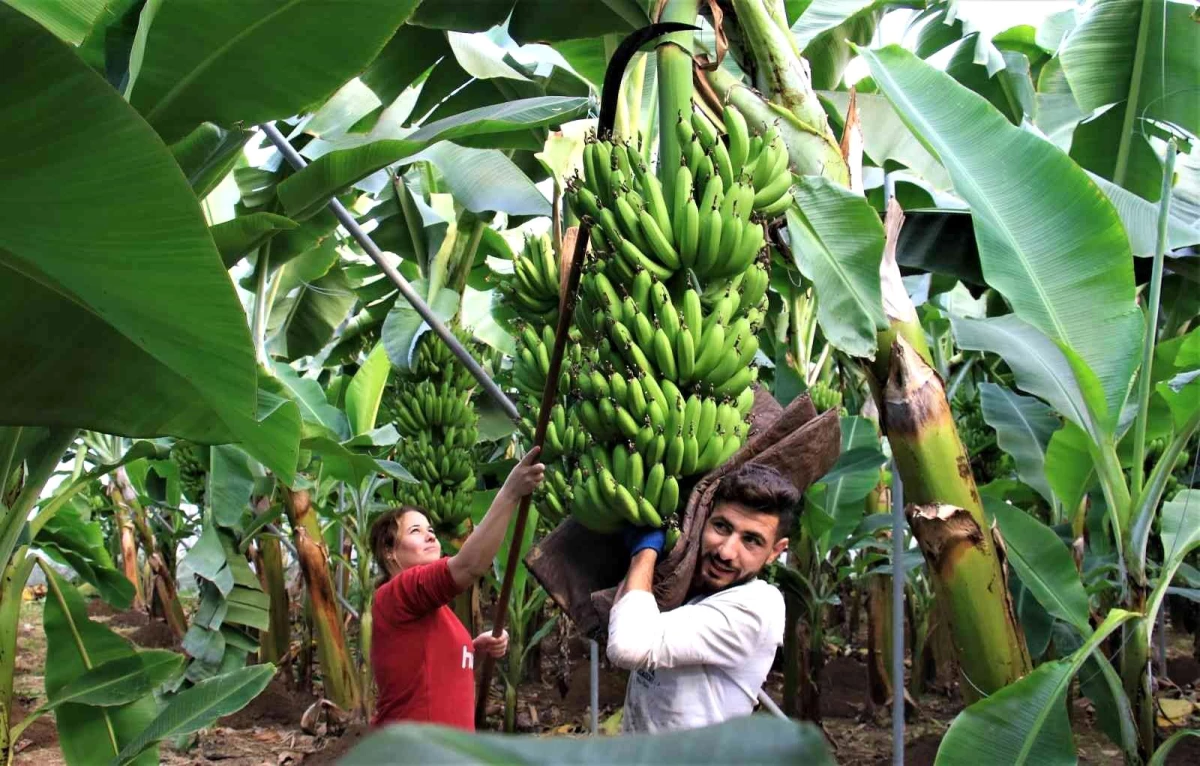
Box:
[370,557,475,730]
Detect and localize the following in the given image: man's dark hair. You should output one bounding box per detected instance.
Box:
[712,463,801,537]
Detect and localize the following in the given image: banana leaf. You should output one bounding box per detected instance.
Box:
[862,45,1141,425]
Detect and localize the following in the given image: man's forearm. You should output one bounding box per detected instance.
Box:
[615,549,657,602]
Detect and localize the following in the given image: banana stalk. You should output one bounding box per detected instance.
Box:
[703,66,848,186]
[283,488,362,714]
[886,339,1031,699]
[0,553,35,760]
[656,0,700,202]
[730,0,832,131]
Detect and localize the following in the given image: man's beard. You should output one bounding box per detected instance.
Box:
[693,553,759,594]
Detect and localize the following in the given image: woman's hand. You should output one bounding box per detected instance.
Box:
[474,629,509,658]
[500,446,545,499]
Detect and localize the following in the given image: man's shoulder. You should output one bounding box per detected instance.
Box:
[701,578,784,611]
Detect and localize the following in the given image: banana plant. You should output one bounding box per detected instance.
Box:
[775,413,888,718]
[23,561,271,766]
[856,30,1199,761]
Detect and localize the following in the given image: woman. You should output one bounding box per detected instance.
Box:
[368,447,545,730]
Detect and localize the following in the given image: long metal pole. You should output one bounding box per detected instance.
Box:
[259,122,520,424]
[589,639,600,734]
[891,461,905,766]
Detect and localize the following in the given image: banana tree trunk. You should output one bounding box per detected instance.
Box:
[108,483,143,609]
[149,553,186,639]
[283,488,361,714]
[1121,587,1154,757]
[871,200,1028,700]
[886,340,1031,698]
[864,484,893,705]
[254,536,291,670]
[782,589,800,716]
[0,553,35,761]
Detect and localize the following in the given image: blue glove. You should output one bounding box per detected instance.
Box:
[623,526,666,556]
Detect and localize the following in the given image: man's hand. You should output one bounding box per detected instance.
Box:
[473,629,509,658]
[623,526,666,557]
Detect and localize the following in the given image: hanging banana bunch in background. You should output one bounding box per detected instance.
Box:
[381,330,480,538]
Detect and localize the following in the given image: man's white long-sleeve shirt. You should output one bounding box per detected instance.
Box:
[606,579,784,733]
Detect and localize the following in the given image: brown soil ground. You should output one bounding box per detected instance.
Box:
[13,597,1200,764]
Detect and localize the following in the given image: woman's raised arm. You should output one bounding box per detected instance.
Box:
[447,447,545,590]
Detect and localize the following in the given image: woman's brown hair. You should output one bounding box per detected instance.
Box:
[368,506,424,588]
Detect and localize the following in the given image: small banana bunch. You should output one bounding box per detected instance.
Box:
[519,402,590,463]
[534,464,576,527]
[493,233,561,324]
[399,440,475,489]
[567,106,789,284]
[580,268,766,396]
[400,483,475,538]
[410,327,476,392]
[510,323,578,399]
[808,379,843,414]
[171,441,208,506]
[388,379,473,434]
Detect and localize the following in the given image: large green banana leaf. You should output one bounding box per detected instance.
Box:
[934,609,1137,765]
[0,8,300,477]
[125,0,421,142]
[5,0,113,45]
[979,382,1059,507]
[277,97,589,219]
[786,178,888,359]
[36,502,137,609]
[1059,0,1199,195]
[344,715,834,764]
[42,565,160,766]
[863,45,1141,426]
[952,316,1103,440]
[989,500,1090,634]
[114,664,275,765]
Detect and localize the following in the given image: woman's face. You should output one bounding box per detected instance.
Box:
[388,510,442,573]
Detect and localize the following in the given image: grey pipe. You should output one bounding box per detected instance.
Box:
[259,122,520,424]
[891,461,905,765]
[756,689,787,720]
[589,639,600,735]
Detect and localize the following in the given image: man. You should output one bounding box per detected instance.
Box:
[607,462,797,733]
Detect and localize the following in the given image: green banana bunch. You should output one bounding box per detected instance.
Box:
[808,379,843,414]
[492,233,561,323]
[410,327,477,392]
[171,441,208,506]
[534,464,576,528]
[519,403,590,462]
[396,481,474,537]
[567,107,785,288]
[510,322,575,399]
[388,379,474,435]
[398,440,475,489]
[385,331,482,539]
